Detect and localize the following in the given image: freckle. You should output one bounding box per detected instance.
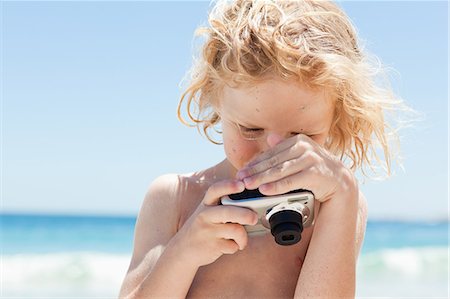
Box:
[232,148,237,153]
[256,108,260,112]
[299,106,306,110]
[254,87,259,100]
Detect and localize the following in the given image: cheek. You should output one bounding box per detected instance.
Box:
[223,134,260,170]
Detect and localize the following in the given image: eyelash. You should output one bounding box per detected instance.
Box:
[239,125,262,132]
[239,125,308,137]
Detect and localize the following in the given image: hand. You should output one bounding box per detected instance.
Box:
[236,134,356,202]
[172,180,258,268]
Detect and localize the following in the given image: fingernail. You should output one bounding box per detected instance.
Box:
[259,183,271,192]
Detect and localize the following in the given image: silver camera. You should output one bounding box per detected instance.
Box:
[221,189,314,246]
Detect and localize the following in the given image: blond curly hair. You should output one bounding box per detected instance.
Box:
[178,0,409,177]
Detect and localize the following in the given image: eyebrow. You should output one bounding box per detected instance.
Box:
[233,117,261,128]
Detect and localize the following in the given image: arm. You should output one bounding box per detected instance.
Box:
[235,134,368,298]
[119,174,197,298]
[119,175,258,298]
[294,175,368,298]
[121,239,200,299]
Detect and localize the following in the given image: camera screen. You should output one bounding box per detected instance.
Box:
[228,188,310,200]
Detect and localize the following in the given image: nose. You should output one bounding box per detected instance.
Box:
[253,132,290,161]
[265,132,290,149]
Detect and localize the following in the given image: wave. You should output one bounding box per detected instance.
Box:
[2,247,448,297]
[358,246,448,277]
[3,252,131,297]
[356,246,449,297]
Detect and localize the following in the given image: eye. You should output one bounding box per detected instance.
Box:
[238,124,264,139]
[240,125,263,132]
[291,132,316,138]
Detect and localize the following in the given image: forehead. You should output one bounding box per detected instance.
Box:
[219,78,334,131]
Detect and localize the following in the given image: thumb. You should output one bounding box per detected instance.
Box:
[202,179,245,206]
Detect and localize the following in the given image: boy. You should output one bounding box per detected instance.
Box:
[120,0,404,297]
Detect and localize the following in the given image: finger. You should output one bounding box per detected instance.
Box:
[247,134,315,168]
[246,137,297,168]
[219,239,240,255]
[241,155,312,190]
[258,168,316,197]
[203,205,258,226]
[237,139,310,181]
[202,179,245,206]
[236,146,291,180]
[217,223,248,250]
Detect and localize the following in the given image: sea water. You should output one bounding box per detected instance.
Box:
[1,213,448,298]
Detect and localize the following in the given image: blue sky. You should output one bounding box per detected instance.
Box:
[2,1,448,220]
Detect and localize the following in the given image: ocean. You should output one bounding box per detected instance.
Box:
[1,213,448,298]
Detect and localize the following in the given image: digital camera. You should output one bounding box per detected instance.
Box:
[220,188,314,246]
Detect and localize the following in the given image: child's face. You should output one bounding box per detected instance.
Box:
[219,78,335,172]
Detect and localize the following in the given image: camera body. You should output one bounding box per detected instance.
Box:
[220,188,315,246]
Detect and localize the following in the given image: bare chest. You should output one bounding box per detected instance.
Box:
[187,228,313,299]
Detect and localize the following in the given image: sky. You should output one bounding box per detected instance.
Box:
[2,1,448,220]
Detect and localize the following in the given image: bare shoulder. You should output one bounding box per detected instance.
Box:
[357,190,368,226]
[131,174,182,261]
[119,174,188,297]
[129,172,208,264]
[356,190,368,254]
[140,173,182,227]
[120,168,221,297]
[141,173,181,214]
[358,190,368,215]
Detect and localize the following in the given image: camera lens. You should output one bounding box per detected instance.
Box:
[269,210,303,246]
